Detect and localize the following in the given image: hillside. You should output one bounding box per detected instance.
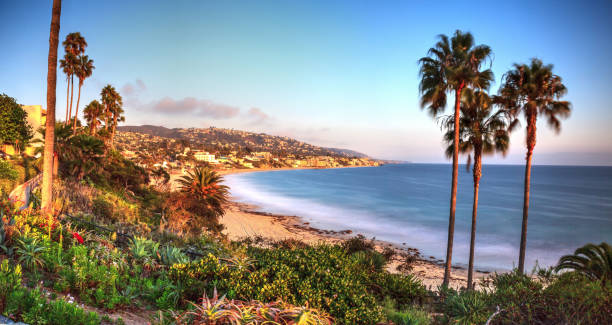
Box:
[117,125,370,158]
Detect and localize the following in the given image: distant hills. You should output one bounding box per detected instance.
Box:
[117,125,370,158]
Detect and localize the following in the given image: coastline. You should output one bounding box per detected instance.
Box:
[218,166,489,290]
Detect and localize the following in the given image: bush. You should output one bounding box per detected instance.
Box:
[0,259,100,324]
[442,289,490,325]
[169,244,427,324]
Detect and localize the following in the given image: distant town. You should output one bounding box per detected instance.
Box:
[115,125,382,177]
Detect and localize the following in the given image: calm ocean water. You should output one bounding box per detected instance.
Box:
[224,164,612,270]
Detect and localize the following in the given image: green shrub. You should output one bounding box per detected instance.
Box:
[169,244,427,324]
[442,289,490,325]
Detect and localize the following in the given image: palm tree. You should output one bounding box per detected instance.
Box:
[72,55,94,132]
[41,0,62,212]
[496,58,571,273]
[59,53,76,122]
[83,100,103,135]
[101,85,123,146]
[62,32,87,123]
[442,89,509,289]
[418,30,493,285]
[556,242,612,282]
[178,167,229,215]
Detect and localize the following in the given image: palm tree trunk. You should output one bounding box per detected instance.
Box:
[111,113,118,147]
[443,83,464,286]
[42,0,61,213]
[467,151,482,290]
[518,114,537,274]
[65,79,70,122]
[68,74,74,123]
[73,82,81,132]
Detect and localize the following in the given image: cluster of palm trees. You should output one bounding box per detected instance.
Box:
[59,32,94,132]
[84,85,124,146]
[419,30,571,289]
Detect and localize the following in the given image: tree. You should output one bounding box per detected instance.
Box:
[556,242,612,283]
[100,85,123,147]
[418,30,493,285]
[41,0,62,212]
[59,53,76,122]
[83,100,103,135]
[442,89,509,289]
[61,32,87,123]
[496,58,571,273]
[73,55,94,132]
[176,167,229,233]
[0,94,33,151]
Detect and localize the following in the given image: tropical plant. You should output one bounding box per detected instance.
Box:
[175,288,333,325]
[556,242,612,282]
[442,89,509,289]
[83,100,104,135]
[61,32,87,123]
[418,30,493,285]
[73,55,95,132]
[496,58,571,273]
[16,237,46,272]
[175,167,229,232]
[59,53,77,122]
[157,245,189,266]
[100,85,123,147]
[41,0,61,213]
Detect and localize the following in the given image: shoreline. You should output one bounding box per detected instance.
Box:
[218,168,491,289]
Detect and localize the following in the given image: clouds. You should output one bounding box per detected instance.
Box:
[121,79,146,96]
[245,107,272,125]
[150,97,240,118]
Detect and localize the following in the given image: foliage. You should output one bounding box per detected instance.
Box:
[383,298,431,325]
[0,94,33,148]
[174,288,333,325]
[170,244,427,324]
[0,160,18,182]
[15,237,46,272]
[0,259,100,324]
[342,234,375,254]
[442,289,490,325]
[555,242,612,282]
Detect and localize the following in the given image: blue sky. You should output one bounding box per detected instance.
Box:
[1,0,611,165]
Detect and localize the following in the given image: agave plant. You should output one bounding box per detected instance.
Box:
[157,245,189,266]
[556,242,612,282]
[15,237,46,271]
[175,288,333,324]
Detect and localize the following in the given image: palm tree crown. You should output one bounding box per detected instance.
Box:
[443,90,510,163]
[556,242,612,283]
[83,100,103,135]
[419,30,494,116]
[62,32,87,56]
[178,167,229,207]
[73,55,95,131]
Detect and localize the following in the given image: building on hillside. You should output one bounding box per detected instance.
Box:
[1,105,46,156]
[193,151,218,164]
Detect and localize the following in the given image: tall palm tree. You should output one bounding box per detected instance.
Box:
[418,30,493,285]
[556,242,612,283]
[100,85,123,146]
[72,55,95,132]
[59,53,76,122]
[41,0,62,212]
[83,100,103,135]
[496,58,571,273]
[62,32,87,124]
[442,89,509,289]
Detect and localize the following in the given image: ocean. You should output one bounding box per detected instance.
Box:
[224,164,612,270]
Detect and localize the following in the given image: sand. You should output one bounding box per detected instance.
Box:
[168,166,489,290]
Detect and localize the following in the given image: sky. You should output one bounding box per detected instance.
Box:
[1,0,612,165]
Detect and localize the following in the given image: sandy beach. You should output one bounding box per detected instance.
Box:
[217,167,489,290]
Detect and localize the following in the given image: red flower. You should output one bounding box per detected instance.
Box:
[72,232,84,244]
